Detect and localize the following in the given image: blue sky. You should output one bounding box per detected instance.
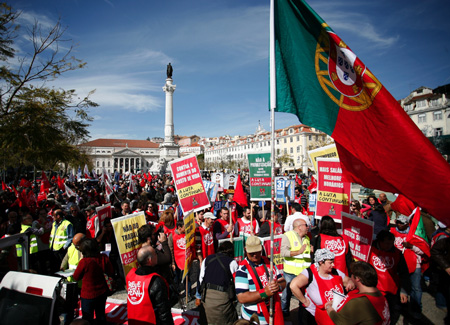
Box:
[12,0,450,141]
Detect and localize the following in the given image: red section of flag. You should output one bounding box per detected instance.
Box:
[19,178,32,188]
[57,175,65,191]
[41,172,51,191]
[406,208,430,272]
[391,194,415,216]
[308,176,317,193]
[2,181,8,191]
[233,175,247,207]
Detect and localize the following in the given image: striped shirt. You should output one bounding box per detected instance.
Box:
[234,258,282,324]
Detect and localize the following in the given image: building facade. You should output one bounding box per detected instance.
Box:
[202,123,330,172]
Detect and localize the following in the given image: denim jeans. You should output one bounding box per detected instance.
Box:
[281,271,296,314]
[81,292,108,325]
[410,267,422,319]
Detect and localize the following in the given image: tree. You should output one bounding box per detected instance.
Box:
[276,152,294,173]
[0,3,97,182]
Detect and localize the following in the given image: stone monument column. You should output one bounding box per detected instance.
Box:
[159,63,180,167]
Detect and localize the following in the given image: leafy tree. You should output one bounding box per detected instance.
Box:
[0,3,97,182]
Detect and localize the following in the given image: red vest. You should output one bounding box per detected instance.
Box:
[163,224,175,238]
[320,234,349,275]
[369,246,400,295]
[390,228,417,273]
[199,225,215,258]
[237,218,257,236]
[336,289,390,325]
[127,268,163,325]
[173,232,186,270]
[431,231,450,247]
[241,257,284,325]
[86,214,99,239]
[310,265,344,325]
[215,219,230,238]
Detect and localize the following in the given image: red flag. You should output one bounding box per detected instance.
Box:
[308,176,317,193]
[273,0,450,225]
[406,208,430,272]
[57,175,65,191]
[19,178,32,188]
[2,181,8,191]
[233,175,247,207]
[295,174,301,186]
[12,185,19,197]
[391,194,416,216]
[41,171,51,191]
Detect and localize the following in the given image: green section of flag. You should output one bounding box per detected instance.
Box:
[274,0,340,135]
[415,216,429,243]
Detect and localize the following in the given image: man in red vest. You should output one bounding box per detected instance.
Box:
[234,235,286,325]
[84,205,100,239]
[198,212,216,261]
[326,261,390,324]
[213,207,233,242]
[369,230,410,324]
[127,246,174,325]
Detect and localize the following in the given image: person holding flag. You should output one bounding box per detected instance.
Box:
[390,211,430,321]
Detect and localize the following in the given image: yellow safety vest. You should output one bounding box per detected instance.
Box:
[49,219,72,251]
[16,224,38,257]
[283,230,311,275]
[67,243,83,285]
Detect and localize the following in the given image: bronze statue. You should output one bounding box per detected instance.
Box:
[166,63,173,78]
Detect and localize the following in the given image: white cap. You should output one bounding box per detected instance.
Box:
[204,212,216,219]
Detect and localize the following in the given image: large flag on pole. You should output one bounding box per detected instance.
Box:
[272,0,450,225]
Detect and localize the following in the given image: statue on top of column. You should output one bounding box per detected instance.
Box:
[166,63,173,79]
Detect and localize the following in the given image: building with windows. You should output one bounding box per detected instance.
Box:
[400,84,450,159]
[78,139,162,175]
[400,85,449,137]
[202,123,330,172]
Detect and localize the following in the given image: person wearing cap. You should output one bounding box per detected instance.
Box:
[84,205,100,239]
[324,261,389,325]
[198,212,216,261]
[234,235,286,325]
[290,248,354,324]
[390,214,428,321]
[280,217,312,317]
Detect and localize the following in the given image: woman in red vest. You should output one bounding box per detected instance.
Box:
[290,248,354,325]
[311,216,353,275]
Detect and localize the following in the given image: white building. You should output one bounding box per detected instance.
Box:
[79,139,162,175]
[202,123,330,172]
[400,85,450,137]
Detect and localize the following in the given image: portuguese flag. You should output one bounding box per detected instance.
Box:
[272,0,450,225]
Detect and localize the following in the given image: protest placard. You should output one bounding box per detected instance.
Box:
[341,212,374,262]
[169,155,210,214]
[111,212,146,276]
[248,153,271,201]
[211,172,224,190]
[316,158,351,222]
[224,173,238,193]
[182,210,195,280]
[308,144,339,172]
[275,177,295,203]
[96,203,112,225]
[203,180,219,202]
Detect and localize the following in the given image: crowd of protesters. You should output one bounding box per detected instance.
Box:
[0,170,449,325]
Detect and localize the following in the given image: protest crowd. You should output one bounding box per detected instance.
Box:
[0,168,449,325]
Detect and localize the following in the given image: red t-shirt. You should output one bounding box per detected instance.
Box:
[73,254,114,299]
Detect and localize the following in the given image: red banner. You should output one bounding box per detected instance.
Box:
[341,212,374,262]
[96,203,112,225]
[316,158,351,222]
[169,155,210,214]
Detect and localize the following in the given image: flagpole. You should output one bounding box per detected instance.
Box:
[269,0,276,323]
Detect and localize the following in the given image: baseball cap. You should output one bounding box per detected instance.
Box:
[396,214,409,224]
[246,235,262,253]
[203,212,216,219]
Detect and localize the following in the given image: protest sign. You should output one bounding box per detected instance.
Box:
[182,210,195,280]
[111,212,146,276]
[341,212,374,262]
[308,144,339,172]
[96,203,112,225]
[262,235,284,270]
[309,193,317,212]
[275,177,295,203]
[211,172,224,190]
[169,155,210,214]
[248,153,271,201]
[224,173,238,193]
[316,158,351,222]
[203,180,219,202]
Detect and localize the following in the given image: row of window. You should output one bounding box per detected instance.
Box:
[418,111,443,123]
[405,98,443,111]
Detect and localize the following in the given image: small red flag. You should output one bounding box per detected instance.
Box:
[233,175,248,207]
[41,171,51,191]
